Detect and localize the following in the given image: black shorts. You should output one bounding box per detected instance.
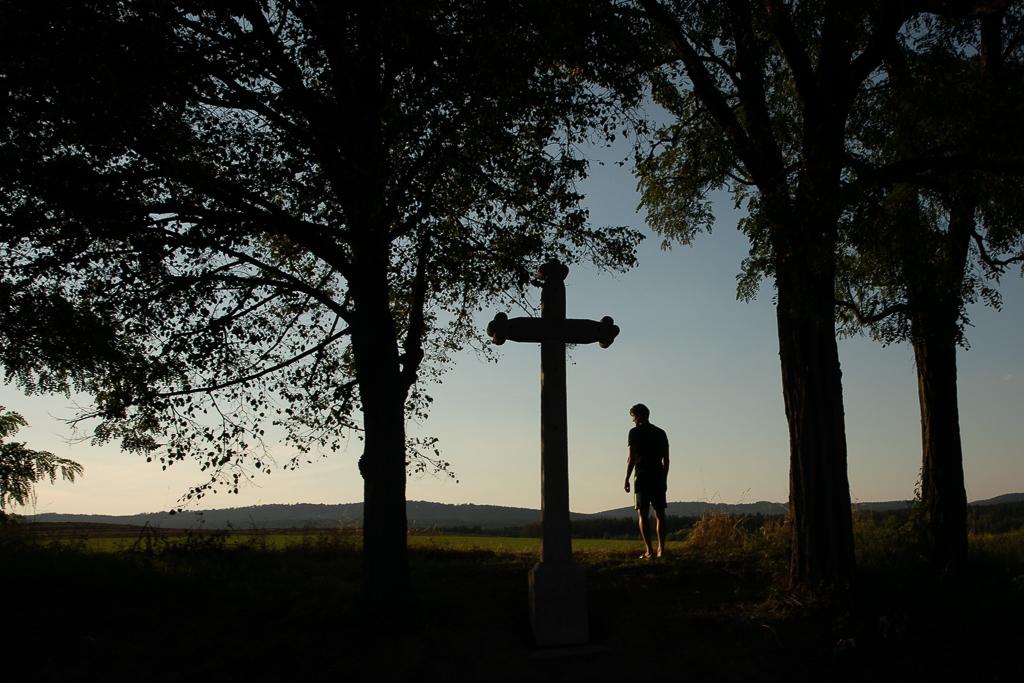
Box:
[634,486,667,514]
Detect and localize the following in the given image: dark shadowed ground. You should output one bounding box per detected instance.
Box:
[3,522,1021,682]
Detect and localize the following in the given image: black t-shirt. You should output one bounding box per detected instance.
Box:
[628,422,668,487]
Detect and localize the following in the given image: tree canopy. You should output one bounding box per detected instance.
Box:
[0,0,642,590]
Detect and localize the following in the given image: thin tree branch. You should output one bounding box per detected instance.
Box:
[844,150,1024,192]
[399,232,431,390]
[146,227,352,321]
[638,0,772,185]
[836,299,907,324]
[727,0,788,176]
[763,0,818,100]
[972,231,1024,272]
[155,327,352,399]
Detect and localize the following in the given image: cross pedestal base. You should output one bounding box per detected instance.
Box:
[528,561,589,647]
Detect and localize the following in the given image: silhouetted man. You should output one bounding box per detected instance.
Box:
[623,403,669,559]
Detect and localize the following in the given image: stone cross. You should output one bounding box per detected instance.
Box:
[487,259,619,647]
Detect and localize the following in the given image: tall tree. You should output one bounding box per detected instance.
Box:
[629,0,1006,589]
[837,6,1024,573]
[0,0,640,596]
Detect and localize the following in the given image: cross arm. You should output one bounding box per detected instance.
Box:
[487,313,620,348]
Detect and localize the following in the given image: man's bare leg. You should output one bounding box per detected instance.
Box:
[637,510,653,558]
[654,507,667,557]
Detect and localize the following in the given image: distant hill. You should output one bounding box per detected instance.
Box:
[28,500,790,530]
[407,502,544,528]
[595,499,915,518]
[28,503,364,530]
[972,493,1024,506]
[592,500,788,519]
[26,501,545,530]
[24,494,1022,530]
[852,500,913,512]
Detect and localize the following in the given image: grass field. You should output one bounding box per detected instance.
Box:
[21,525,649,555]
[4,518,1022,682]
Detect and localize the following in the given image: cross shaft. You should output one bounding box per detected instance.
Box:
[486,259,619,646]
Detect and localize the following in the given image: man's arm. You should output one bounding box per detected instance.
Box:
[624,446,635,493]
[662,430,670,477]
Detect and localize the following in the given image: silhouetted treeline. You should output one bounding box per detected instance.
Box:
[432,514,786,539]
[968,502,1024,534]
[856,502,1024,536]
[429,504,1024,539]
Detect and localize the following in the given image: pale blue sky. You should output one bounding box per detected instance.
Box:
[3,141,1022,516]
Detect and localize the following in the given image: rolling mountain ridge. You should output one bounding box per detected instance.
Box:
[23,494,1020,530]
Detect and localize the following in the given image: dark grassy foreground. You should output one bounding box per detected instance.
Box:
[3,516,1022,682]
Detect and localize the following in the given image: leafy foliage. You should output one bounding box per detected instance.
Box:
[0,407,84,511]
[835,8,1024,345]
[632,0,811,297]
[0,1,642,505]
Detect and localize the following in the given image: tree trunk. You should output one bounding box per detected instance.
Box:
[343,13,409,597]
[349,246,410,601]
[910,309,968,574]
[359,380,409,598]
[776,268,856,590]
[773,179,855,591]
[897,185,973,576]
[903,192,973,575]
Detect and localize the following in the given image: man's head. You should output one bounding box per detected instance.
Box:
[629,403,650,425]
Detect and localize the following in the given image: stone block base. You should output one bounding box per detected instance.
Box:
[528,560,588,647]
